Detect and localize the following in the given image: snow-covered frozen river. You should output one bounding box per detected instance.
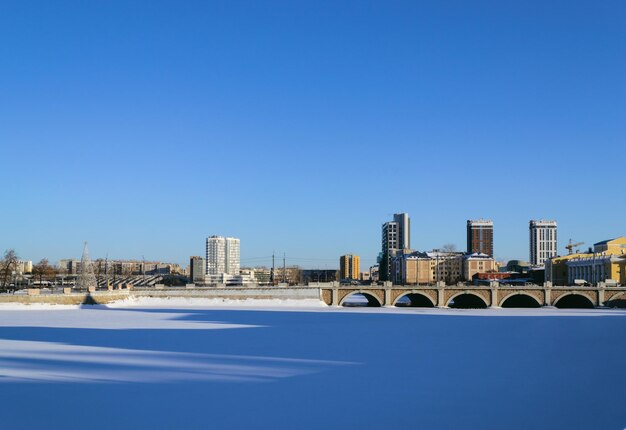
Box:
[1,300,625,429]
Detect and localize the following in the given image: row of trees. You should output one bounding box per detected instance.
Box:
[1,249,59,292]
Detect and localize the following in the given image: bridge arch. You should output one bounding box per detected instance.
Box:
[604,292,626,308]
[553,293,595,309]
[339,291,383,307]
[393,292,435,307]
[499,292,542,308]
[447,292,488,309]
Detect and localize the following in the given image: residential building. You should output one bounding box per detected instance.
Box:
[58,259,81,274]
[15,260,33,274]
[463,253,498,281]
[467,219,494,257]
[392,251,432,285]
[380,213,410,281]
[529,220,557,266]
[340,254,360,281]
[392,250,465,285]
[205,236,242,285]
[206,236,240,276]
[59,258,181,277]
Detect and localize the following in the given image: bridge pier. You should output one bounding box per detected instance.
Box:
[543,284,552,306]
[490,287,499,308]
[333,288,340,306]
[598,284,605,306]
[437,283,446,307]
[384,289,392,307]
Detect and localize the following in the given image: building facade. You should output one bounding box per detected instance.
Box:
[189,256,205,284]
[463,253,498,281]
[205,236,241,285]
[380,213,410,281]
[340,254,360,281]
[529,220,557,266]
[205,236,240,276]
[546,237,626,286]
[392,251,467,285]
[467,219,494,257]
[271,266,302,285]
[15,260,33,275]
[301,269,338,284]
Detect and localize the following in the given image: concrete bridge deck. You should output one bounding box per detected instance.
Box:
[319,283,626,308]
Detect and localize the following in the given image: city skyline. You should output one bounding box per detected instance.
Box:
[7,215,623,272]
[1,1,624,269]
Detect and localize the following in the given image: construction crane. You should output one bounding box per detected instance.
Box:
[565,239,584,255]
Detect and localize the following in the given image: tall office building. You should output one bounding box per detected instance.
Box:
[529,220,557,266]
[380,213,411,281]
[189,256,205,284]
[394,213,410,251]
[467,219,494,257]
[340,254,360,281]
[206,236,240,276]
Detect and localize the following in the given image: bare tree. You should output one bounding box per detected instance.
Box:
[0,249,19,292]
[32,258,55,287]
[442,243,457,253]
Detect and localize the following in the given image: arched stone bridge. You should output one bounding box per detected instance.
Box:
[319,283,626,308]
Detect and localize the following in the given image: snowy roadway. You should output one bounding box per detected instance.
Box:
[0,299,625,429]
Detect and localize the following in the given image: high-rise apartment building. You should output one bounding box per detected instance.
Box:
[340,254,360,281]
[205,236,240,276]
[467,219,494,257]
[529,220,557,266]
[380,213,411,281]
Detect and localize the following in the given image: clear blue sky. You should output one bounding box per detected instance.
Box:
[1,0,624,269]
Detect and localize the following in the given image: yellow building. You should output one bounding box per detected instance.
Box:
[546,237,626,285]
[340,254,360,281]
[463,253,498,281]
[394,251,465,285]
[594,237,626,254]
[545,253,592,285]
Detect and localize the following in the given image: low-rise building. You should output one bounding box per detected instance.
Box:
[271,266,302,285]
[545,254,590,285]
[243,267,272,285]
[463,253,498,281]
[546,237,626,286]
[301,269,338,284]
[392,251,466,285]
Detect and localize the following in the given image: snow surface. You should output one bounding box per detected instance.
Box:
[1,300,626,429]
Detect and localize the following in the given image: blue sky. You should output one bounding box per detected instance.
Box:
[1,0,624,269]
